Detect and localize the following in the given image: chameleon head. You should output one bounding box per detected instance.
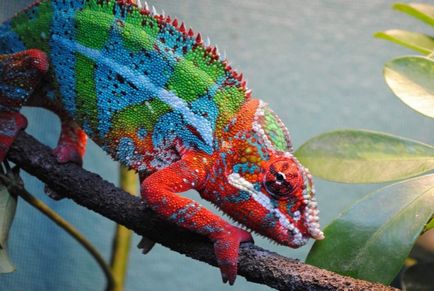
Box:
[226,153,324,247]
[214,99,324,248]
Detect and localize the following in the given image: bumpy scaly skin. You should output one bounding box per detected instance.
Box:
[0,0,324,284]
[0,49,48,160]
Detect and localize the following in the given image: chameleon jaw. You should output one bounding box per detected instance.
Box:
[227,172,322,247]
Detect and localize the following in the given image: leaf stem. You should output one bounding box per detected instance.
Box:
[107,166,138,291]
[0,174,115,288]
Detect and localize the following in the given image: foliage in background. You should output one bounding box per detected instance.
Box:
[0,165,137,290]
[0,164,138,291]
[0,164,117,288]
[0,177,17,273]
[0,1,432,289]
[299,2,434,287]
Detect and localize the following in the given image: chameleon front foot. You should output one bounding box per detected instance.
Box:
[211,226,253,285]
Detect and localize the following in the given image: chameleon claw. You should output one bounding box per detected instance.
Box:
[221,271,229,284]
[212,225,253,285]
[137,236,156,254]
[219,262,236,285]
[44,185,65,200]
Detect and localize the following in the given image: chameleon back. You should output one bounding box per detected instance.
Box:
[0,0,253,171]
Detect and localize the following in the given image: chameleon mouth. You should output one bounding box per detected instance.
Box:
[303,199,324,240]
[299,167,324,241]
[227,173,323,246]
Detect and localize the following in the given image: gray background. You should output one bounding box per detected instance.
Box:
[1,0,433,290]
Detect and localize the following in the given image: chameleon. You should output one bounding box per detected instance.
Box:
[0,0,324,285]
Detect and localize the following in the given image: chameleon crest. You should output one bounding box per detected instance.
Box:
[0,0,323,284]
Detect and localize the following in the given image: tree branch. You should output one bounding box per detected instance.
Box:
[6,131,398,291]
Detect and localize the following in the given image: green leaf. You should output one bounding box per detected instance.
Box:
[374,30,434,55]
[384,56,434,118]
[394,3,434,27]
[306,174,434,284]
[423,216,434,233]
[0,184,17,273]
[295,129,434,183]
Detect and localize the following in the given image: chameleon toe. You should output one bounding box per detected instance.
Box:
[44,185,65,200]
[137,236,156,255]
[52,143,84,166]
[212,226,253,285]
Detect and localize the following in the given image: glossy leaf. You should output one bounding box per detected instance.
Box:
[0,184,17,273]
[295,129,434,183]
[306,174,434,284]
[384,56,434,118]
[394,3,434,27]
[374,30,434,55]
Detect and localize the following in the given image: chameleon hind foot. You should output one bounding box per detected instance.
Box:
[52,121,87,166]
[45,120,88,200]
[52,142,84,166]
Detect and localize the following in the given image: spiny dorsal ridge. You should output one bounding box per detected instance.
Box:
[122,0,250,96]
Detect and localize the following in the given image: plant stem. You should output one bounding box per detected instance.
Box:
[108,166,138,291]
[9,180,115,288]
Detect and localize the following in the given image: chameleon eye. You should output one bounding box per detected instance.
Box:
[275,172,285,184]
[263,160,304,200]
[264,168,293,199]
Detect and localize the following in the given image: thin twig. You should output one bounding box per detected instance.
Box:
[7,131,399,290]
[0,173,115,289]
[107,166,138,291]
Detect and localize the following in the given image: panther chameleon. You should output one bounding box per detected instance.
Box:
[0,0,324,284]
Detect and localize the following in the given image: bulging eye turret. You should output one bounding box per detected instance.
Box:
[263,159,303,199]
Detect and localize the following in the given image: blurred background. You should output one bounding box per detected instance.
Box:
[0,0,433,290]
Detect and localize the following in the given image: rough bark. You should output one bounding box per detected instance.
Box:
[6,131,398,290]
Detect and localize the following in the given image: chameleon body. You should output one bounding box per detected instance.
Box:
[0,0,324,284]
